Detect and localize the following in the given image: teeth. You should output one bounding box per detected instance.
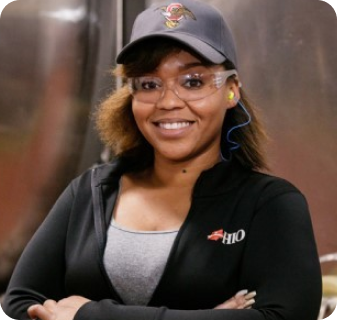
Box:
[158,122,191,130]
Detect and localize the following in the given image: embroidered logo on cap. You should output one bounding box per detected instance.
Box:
[207,228,246,245]
[157,3,196,29]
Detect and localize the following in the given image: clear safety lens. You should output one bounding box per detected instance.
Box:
[128,70,238,103]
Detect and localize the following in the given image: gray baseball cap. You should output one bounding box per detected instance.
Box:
[116,0,238,67]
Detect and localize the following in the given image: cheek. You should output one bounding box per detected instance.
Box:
[131,102,156,142]
[131,101,141,120]
[192,94,228,124]
[132,102,148,128]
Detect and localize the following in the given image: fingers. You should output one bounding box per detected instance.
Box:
[235,289,248,297]
[214,290,257,310]
[230,289,257,309]
[215,296,242,309]
[43,299,57,311]
[241,290,256,309]
[244,291,257,300]
[27,304,53,320]
[27,300,57,320]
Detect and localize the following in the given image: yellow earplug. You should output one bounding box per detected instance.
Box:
[228,91,235,100]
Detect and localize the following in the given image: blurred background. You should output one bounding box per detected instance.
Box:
[0,0,336,316]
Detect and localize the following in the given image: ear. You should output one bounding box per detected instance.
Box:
[226,81,241,109]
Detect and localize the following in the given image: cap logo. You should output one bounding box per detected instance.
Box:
[157,3,196,29]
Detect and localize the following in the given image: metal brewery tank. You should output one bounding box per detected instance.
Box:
[0,0,146,293]
[0,0,117,293]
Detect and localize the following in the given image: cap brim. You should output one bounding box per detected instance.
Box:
[116,33,227,65]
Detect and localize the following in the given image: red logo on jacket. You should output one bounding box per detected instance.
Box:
[207,229,224,241]
[207,228,246,245]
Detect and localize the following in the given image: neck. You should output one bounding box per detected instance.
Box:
[149,153,221,188]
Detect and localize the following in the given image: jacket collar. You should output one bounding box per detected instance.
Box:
[92,158,252,198]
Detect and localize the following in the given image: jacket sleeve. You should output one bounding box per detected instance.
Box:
[74,188,322,320]
[2,182,75,320]
[239,190,322,320]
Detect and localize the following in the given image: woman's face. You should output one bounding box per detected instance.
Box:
[131,50,238,164]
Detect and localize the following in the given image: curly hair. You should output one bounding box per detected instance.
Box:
[95,39,269,171]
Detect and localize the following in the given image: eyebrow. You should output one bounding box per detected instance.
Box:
[178,62,207,71]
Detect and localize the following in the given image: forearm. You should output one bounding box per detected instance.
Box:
[2,183,75,319]
[75,300,265,320]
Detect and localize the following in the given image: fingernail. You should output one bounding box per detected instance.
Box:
[236,289,248,297]
[245,291,257,300]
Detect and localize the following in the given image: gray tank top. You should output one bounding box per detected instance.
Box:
[103,219,178,305]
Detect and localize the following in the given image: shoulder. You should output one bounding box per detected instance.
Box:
[248,171,306,208]
[227,160,308,212]
[70,159,124,193]
[250,170,301,195]
[196,160,302,201]
[240,172,312,228]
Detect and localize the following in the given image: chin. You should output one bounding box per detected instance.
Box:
[155,150,194,163]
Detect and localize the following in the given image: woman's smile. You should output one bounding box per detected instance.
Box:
[155,121,194,130]
[152,119,195,137]
[132,50,232,162]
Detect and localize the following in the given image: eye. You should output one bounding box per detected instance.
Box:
[180,74,206,89]
[134,77,162,91]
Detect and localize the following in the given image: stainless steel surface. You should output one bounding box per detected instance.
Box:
[319,252,337,318]
[0,0,101,291]
[0,0,147,293]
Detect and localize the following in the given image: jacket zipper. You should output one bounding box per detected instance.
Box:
[91,167,125,304]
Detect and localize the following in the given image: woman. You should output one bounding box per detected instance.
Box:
[2,0,322,320]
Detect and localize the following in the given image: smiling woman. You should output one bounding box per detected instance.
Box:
[2,1,322,320]
[97,38,268,171]
[130,50,232,165]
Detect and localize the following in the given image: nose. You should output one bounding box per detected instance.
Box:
[155,86,186,110]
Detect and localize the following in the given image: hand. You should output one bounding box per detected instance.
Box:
[27,296,91,320]
[214,289,256,310]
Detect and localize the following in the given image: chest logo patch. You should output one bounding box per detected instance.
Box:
[207,228,246,245]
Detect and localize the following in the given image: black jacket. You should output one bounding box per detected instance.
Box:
[2,160,322,320]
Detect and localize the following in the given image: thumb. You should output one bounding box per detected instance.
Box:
[27,304,53,320]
